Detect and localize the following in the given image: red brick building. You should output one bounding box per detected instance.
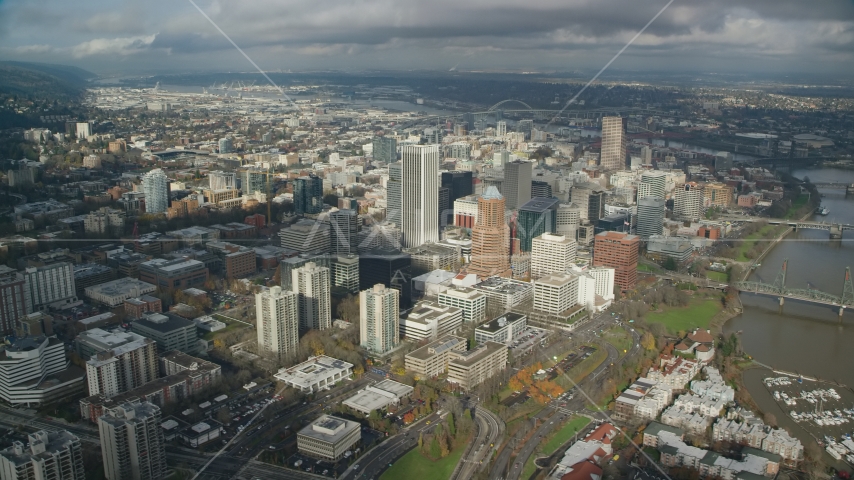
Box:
[244,213,266,229]
[592,231,639,291]
[123,295,163,320]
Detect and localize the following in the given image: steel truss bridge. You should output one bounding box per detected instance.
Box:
[733,259,854,315]
[717,214,854,239]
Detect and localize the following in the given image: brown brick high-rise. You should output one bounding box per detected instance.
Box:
[468,187,511,279]
[593,231,639,291]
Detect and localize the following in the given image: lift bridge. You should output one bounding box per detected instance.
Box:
[733,259,854,317]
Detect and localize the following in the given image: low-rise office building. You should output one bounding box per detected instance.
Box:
[404,335,467,378]
[131,313,200,355]
[297,415,361,461]
[474,312,527,345]
[447,341,508,392]
[274,356,353,393]
[139,258,208,290]
[342,379,414,415]
[471,276,533,312]
[437,287,487,323]
[84,279,156,307]
[399,300,462,342]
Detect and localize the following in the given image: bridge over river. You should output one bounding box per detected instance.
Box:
[718,214,854,239]
[733,259,854,317]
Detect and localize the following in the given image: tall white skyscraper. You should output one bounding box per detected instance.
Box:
[637,171,666,200]
[0,430,85,480]
[292,262,331,331]
[530,233,578,279]
[98,401,166,480]
[600,116,626,171]
[255,286,299,359]
[142,168,169,214]
[360,284,400,354]
[401,144,439,248]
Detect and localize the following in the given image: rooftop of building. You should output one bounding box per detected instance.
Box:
[85,278,156,296]
[161,350,220,372]
[274,356,353,386]
[401,301,461,326]
[0,430,81,465]
[134,312,195,334]
[406,335,466,361]
[77,328,146,351]
[475,312,526,333]
[449,341,506,367]
[140,257,206,273]
[439,286,486,300]
[519,196,560,213]
[298,415,359,443]
[473,276,533,295]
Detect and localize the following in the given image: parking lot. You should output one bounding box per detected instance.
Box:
[509,326,551,357]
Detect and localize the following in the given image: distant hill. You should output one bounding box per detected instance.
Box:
[0,61,95,100]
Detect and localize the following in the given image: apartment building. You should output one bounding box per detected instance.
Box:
[85,335,158,397]
[0,430,85,480]
[98,401,166,480]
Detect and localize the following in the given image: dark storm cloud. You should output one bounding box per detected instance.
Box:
[0,0,853,74]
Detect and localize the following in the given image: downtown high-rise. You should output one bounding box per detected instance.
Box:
[468,186,511,278]
[400,144,439,248]
[503,160,532,210]
[600,116,627,171]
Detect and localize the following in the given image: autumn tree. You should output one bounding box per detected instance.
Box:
[640,332,656,351]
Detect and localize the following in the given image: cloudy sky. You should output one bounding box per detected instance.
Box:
[1,0,853,77]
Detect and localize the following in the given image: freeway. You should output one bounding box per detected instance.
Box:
[339,411,444,480]
[199,373,379,480]
[451,407,504,480]
[491,309,643,480]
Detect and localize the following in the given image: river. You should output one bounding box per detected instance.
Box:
[722,167,854,455]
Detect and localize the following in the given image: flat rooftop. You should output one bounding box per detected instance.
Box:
[298,415,359,444]
[449,341,506,367]
[85,278,156,297]
[476,312,526,334]
[274,356,353,386]
[473,276,533,295]
[406,335,466,361]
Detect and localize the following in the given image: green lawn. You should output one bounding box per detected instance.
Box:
[601,327,632,356]
[644,298,722,334]
[637,264,657,273]
[380,442,466,480]
[736,225,779,262]
[705,271,728,282]
[521,455,538,480]
[541,416,592,455]
[785,194,810,219]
